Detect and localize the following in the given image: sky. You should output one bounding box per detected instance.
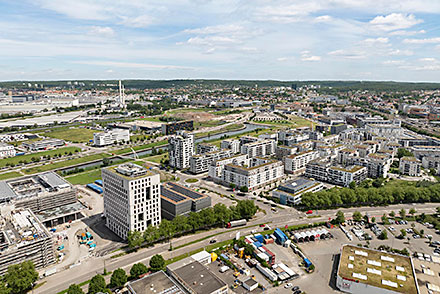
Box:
[1,0,440,82]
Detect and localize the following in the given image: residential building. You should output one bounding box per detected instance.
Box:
[208,154,248,179]
[102,163,161,240]
[23,138,65,151]
[189,149,232,174]
[196,143,218,154]
[272,178,324,205]
[220,139,240,154]
[399,157,421,177]
[93,129,130,146]
[161,120,194,135]
[0,208,55,275]
[161,182,211,219]
[275,145,297,160]
[241,139,276,158]
[421,156,440,170]
[284,150,320,174]
[169,131,194,169]
[305,159,367,187]
[212,156,284,190]
[0,143,15,158]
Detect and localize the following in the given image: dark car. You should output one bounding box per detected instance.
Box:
[293,290,301,294]
[209,239,217,244]
[292,286,300,291]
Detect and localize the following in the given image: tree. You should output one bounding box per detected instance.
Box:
[149,254,165,272]
[378,230,388,240]
[399,209,406,219]
[110,268,127,288]
[102,157,111,167]
[159,219,175,241]
[143,225,160,244]
[352,211,362,222]
[130,263,148,278]
[67,284,84,294]
[234,200,258,220]
[239,186,248,193]
[381,214,389,224]
[409,208,416,217]
[400,229,407,238]
[371,217,376,223]
[389,211,395,218]
[335,211,345,224]
[88,275,106,294]
[127,230,144,248]
[5,261,38,294]
[0,282,10,294]
[397,148,414,159]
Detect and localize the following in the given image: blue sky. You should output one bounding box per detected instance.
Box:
[1,0,440,82]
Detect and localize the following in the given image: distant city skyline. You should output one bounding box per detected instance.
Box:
[1,0,440,82]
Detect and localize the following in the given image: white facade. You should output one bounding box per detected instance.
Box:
[102,163,161,240]
[240,139,276,158]
[168,131,194,169]
[284,150,320,174]
[399,157,421,176]
[220,139,240,154]
[189,149,232,174]
[209,154,248,179]
[94,129,130,146]
[0,143,15,158]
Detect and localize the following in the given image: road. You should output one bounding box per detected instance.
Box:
[35,201,439,294]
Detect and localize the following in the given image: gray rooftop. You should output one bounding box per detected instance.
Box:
[127,271,184,294]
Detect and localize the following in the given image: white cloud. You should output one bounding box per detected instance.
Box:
[369,13,422,31]
[328,49,367,59]
[88,26,115,37]
[119,15,153,28]
[314,15,332,22]
[403,37,440,44]
[387,49,413,56]
[184,24,244,35]
[382,60,405,65]
[301,51,321,61]
[73,60,195,70]
[389,29,426,36]
[362,37,389,45]
[186,36,241,46]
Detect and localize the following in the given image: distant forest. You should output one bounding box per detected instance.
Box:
[1,79,440,92]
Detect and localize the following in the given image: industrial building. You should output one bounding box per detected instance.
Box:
[161,182,211,219]
[102,163,161,240]
[127,271,185,294]
[0,172,82,227]
[22,138,65,151]
[161,120,194,135]
[0,208,55,275]
[168,131,194,169]
[93,128,130,146]
[336,244,418,294]
[272,178,324,205]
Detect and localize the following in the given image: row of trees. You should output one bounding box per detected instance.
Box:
[128,201,258,248]
[301,180,440,209]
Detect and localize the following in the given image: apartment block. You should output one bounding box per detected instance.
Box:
[241,139,276,158]
[0,143,15,158]
[196,143,218,154]
[284,150,320,174]
[220,139,240,154]
[93,129,130,146]
[305,159,367,187]
[399,157,421,177]
[208,154,248,179]
[275,145,297,160]
[189,149,232,174]
[102,163,161,240]
[168,131,194,169]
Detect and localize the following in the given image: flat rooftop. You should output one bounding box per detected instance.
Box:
[0,171,73,203]
[413,257,440,294]
[127,271,184,294]
[0,208,50,253]
[338,244,418,294]
[107,163,154,179]
[161,182,208,204]
[172,261,227,294]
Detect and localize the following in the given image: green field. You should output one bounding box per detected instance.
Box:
[194,120,226,129]
[144,153,168,164]
[252,115,314,129]
[166,107,212,115]
[113,140,167,155]
[195,123,244,139]
[140,116,163,122]
[23,153,110,174]
[0,147,81,168]
[0,171,22,180]
[65,169,102,185]
[40,127,96,143]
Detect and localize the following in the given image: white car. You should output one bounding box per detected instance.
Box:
[284,283,292,288]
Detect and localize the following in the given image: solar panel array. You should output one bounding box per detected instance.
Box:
[161,187,188,203]
[167,182,204,200]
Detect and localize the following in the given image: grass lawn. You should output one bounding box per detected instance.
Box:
[113,140,168,155]
[0,171,22,180]
[0,147,81,168]
[144,153,168,164]
[194,120,226,129]
[166,107,212,115]
[23,153,110,174]
[252,115,314,129]
[194,123,244,139]
[139,116,163,122]
[65,169,102,185]
[212,109,247,116]
[40,127,96,143]
[185,178,198,183]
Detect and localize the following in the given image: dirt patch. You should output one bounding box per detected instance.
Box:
[168,111,216,122]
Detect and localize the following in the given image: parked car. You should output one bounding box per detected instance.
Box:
[284,283,292,289]
[210,239,217,244]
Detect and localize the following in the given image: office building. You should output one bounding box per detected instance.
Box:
[0,143,15,158]
[161,182,211,219]
[220,139,240,154]
[169,131,194,170]
[272,178,324,205]
[93,129,130,146]
[241,139,276,158]
[189,149,232,174]
[399,157,421,177]
[23,138,65,151]
[162,120,194,135]
[336,244,417,294]
[102,163,161,240]
[0,208,55,275]
[284,151,320,174]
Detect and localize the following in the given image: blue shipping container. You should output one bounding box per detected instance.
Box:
[253,241,263,248]
[304,258,312,268]
[254,234,264,243]
[86,183,103,194]
[94,180,103,186]
[274,228,288,244]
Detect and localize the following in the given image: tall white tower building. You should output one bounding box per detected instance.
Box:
[118,80,125,107]
[102,163,161,240]
[168,131,194,169]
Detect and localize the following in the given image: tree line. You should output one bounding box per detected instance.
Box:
[128,201,258,248]
[300,180,440,210]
